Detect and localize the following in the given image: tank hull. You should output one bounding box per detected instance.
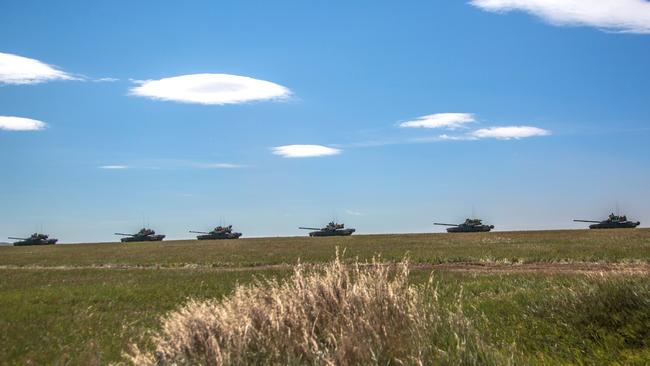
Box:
[446,225,493,233]
[308,229,355,237]
[196,232,242,240]
[120,235,165,243]
[13,239,57,246]
[588,222,640,229]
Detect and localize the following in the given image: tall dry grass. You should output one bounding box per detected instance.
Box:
[126,254,500,365]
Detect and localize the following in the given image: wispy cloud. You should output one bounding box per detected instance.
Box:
[163,159,247,170]
[98,160,246,170]
[272,145,342,158]
[398,113,475,129]
[189,162,246,169]
[93,77,119,82]
[0,52,77,85]
[129,73,291,105]
[437,134,478,141]
[436,126,550,140]
[0,116,47,131]
[470,0,650,34]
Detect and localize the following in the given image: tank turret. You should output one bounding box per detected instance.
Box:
[434,218,494,233]
[9,233,58,246]
[574,213,640,229]
[299,221,356,237]
[115,228,165,242]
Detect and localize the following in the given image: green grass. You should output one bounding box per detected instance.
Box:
[1,229,649,267]
[0,268,291,365]
[428,273,650,365]
[0,229,649,365]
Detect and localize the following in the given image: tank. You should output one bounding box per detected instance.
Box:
[434,218,495,233]
[299,222,356,237]
[189,225,242,240]
[574,213,640,229]
[8,233,58,246]
[114,228,165,242]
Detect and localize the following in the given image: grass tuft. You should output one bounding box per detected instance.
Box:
[125,254,502,365]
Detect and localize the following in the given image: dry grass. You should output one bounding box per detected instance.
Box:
[125,253,501,365]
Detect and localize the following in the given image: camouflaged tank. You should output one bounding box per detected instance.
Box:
[8,233,58,246]
[299,222,356,237]
[574,213,640,229]
[114,228,165,242]
[190,225,242,240]
[434,218,495,233]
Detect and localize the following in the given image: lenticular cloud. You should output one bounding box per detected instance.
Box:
[0,116,47,131]
[471,0,650,34]
[129,73,291,105]
[272,145,341,158]
[470,126,550,140]
[0,52,76,85]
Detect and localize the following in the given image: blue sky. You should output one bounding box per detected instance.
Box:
[1,0,649,242]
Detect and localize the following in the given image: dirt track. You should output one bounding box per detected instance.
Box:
[1,262,648,274]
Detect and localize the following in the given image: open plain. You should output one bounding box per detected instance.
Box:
[1,229,649,365]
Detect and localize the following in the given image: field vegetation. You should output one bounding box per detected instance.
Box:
[0,229,648,365]
[1,229,649,268]
[127,255,503,365]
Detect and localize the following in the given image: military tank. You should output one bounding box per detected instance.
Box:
[299,222,356,237]
[8,233,58,246]
[190,225,242,240]
[434,218,494,233]
[574,213,640,229]
[114,228,165,242]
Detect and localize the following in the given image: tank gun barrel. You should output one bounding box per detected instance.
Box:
[114,232,135,236]
[434,223,459,226]
[573,220,601,223]
[189,231,210,234]
[299,227,321,230]
[8,237,27,240]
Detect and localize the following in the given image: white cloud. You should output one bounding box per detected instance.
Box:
[470,126,551,139]
[99,165,128,169]
[0,52,76,85]
[399,113,475,129]
[471,0,650,33]
[346,209,363,216]
[129,73,291,105]
[272,145,342,158]
[0,116,47,131]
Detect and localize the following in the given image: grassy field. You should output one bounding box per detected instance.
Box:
[2,229,650,268]
[1,229,649,365]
